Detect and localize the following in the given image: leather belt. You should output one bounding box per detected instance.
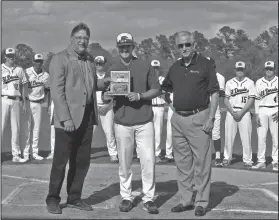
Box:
[152,104,165,107]
[1,95,22,101]
[176,106,208,117]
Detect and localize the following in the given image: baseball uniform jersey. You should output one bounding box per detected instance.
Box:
[255,76,278,164]
[224,77,256,163]
[23,67,50,158]
[2,63,27,158]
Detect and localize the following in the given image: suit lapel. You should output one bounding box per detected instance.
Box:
[66,48,85,85]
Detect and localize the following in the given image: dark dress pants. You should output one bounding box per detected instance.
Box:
[46,104,94,204]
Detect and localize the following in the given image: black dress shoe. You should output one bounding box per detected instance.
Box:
[195,206,206,216]
[67,200,93,211]
[46,202,62,214]
[171,204,194,212]
[119,200,134,212]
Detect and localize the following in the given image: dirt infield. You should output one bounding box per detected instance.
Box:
[1,163,278,219]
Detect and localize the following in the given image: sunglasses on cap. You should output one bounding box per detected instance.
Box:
[265,67,274,71]
[95,62,105,66]
[236,67,245,71]
[6,54,15,58]
[177,43,192,49]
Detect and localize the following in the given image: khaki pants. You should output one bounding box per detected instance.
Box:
[114,122,155,203]
[152,106,165,157]
[166,106,174,158]
[172,109,212,208]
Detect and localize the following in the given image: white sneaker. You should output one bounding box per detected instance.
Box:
[32,154,44,160]
[12,156,28,163]
[46,153,54,160]
[252,162,266,169]
[273,163,278,171]
[23,155,30,162]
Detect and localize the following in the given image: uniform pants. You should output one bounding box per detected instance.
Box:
[23,101,43,156]
[212,106,221,141]
[114,122,155,203]
[50,101,55,154]
[224,111,252,163]
[46,105,94,204]
[152,106,165,157]
[98,108,117,157]
[1,97,21,157]
[166,106,174,158]
[257,107,278,164]
[172,109,212,208]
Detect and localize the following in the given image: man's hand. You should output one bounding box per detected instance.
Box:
[98,105,109,116]
[125,92,140,102]
[48,106,52,116]
[158,76,165,85]
[256,115,262,127]
[233,111,244,122]
[104,77,111,87]
[202,118,214,133]
[63,119,75,132]
[272,112,278,123]
[22,103,27,114]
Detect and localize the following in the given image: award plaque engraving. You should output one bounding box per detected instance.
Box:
[110,71,130,95]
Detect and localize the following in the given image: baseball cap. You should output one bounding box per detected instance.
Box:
[235,61,245,69]
[5,48,15,55]
[206,57,216,68]
[94,56,106,64]
[116,33,135,47]
[265,61,275,68]
[151,60,160,67]
[34,54,44,61]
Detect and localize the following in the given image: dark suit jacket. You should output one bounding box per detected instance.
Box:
[49,46,105,129]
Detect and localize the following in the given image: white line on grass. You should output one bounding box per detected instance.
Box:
[240,181,278,187]
[244,188,278,202]
[2,182,30,205]
[2,174,48,183]
[212,208,278,214]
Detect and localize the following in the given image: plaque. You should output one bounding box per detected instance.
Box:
[109,71,130,95]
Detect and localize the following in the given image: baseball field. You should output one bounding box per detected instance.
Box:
[1,107,278,219]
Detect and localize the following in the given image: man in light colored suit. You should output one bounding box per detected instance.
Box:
[45,23,108,214]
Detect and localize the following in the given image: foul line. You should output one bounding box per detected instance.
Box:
[2,174,48,183]
[2,182,30,205]
[244,188,278,202]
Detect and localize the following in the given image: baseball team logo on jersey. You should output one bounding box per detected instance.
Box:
[255,76,278,107]
[2,74,20,84]
[27,80,44,89]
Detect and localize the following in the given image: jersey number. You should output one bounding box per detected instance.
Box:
[241,97,247,103]
[274,96,277,103]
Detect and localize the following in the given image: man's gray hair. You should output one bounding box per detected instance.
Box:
[174,31,195,43]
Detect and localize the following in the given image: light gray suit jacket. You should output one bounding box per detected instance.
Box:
[49,46,105,129]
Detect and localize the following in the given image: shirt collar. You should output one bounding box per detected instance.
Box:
[179,51,199,67]
[67,45,88,61]
[31,66,44,76]
[2,63,15,72]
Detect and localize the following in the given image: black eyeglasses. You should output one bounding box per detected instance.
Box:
[73,36,89,41]
[95,63,104,66]
[177,43,192,49]
[236,68,245,71]
[265,67,274,71]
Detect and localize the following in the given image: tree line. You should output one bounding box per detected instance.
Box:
[2,25,278,82]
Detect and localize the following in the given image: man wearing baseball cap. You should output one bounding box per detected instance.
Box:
[105,33,161,214]
[2,48,28,163]
[94,55,118,163]
[253,61,278,171]
[223,61,256,168]
[22,53,50,161]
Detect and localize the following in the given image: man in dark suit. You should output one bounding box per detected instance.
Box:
[46,23,108,214]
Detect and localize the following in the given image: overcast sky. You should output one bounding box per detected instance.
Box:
[2,1,278,54]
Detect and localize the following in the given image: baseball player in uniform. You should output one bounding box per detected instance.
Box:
[23,54,50,160]
[2,48,28,163]
[94,55,118,163]
[252,61,278,171]
[206,57,226,167]
[223,61,256,167]
[150,60,167,163]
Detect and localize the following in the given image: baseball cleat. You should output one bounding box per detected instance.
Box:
[12,156,28,163]
[272,163,278,171]
[46,153,54,160]
[222,159,231,167]
[215,158,223,167]
[244,162,253,168]
[143,201,159,214]
[32,154,44,160]
[251,162,266,169]
[110,155,119,163]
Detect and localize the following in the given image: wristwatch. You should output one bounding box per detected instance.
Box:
[139,93,144,100]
